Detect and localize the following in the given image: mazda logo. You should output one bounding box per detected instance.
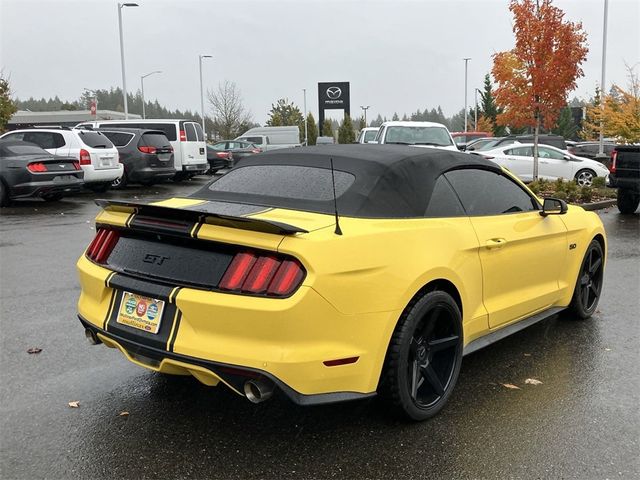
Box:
[326,87,342,100]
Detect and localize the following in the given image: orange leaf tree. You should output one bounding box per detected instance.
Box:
[492,0,588,179]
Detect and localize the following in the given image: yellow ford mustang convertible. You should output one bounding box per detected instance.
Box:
[77,145,606,420]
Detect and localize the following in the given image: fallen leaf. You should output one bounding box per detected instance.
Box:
[523,353,531,357]
[118,411,129,416]
[27,347,42,354]
[525,378,543,385]
[68,401,80,408]
[501,383,521,390]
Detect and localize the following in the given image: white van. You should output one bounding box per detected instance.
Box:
[236,126,300,151]
[76,119,208,179]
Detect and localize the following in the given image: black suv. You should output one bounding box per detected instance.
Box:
[492,134,567,150]
[568,142,617,160]
[97,128,175,188]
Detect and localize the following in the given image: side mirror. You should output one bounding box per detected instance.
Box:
[540,197,568,216]
[563,154,571,160]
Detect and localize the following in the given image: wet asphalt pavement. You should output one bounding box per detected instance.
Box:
[1,178,638,480]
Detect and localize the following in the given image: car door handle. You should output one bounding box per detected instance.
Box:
[486,238,507,249]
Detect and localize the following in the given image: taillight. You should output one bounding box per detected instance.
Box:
[219,252,305,297]
[216,151,230,158]
[610,150,617,173]
[73,161,81,170]
[27,162,48,172]
[138,145,157,154]
[79,149,91,165]
[179,130,186,141]
[86,228,120,264]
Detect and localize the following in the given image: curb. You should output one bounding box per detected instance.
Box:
[579,199,617,211]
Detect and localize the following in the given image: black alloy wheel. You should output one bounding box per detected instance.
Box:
[569,239,604,319]
[380,290,463,421]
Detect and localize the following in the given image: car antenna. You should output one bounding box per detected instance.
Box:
[330,157,343,235]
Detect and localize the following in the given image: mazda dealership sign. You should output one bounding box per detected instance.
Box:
[318,81,350,135]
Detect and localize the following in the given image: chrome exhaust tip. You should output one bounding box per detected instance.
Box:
[85,329,101,345]
[244,378,274,403]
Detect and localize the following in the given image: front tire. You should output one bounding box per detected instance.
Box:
[0,180,9,207]
[617,189,639,214]
[575,169,596,187]
[379,290,463,421]
[111,171,127,189]
[568,239,604,319]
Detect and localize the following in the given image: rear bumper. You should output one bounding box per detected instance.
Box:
[83,164,124,184]
[181,161,208,173]
[76,256,397,401]
[10,176,84,198]
[128,167,176,183]
[609,175,640,192]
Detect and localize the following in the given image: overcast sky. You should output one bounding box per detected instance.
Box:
[1,0,638,124]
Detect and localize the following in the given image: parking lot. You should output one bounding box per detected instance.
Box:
[0,178,638,479]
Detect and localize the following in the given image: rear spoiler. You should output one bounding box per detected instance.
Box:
[95,199,308,236]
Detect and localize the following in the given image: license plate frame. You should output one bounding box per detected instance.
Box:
[116,291,165,334]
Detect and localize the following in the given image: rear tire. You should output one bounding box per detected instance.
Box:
[0,180,10,207]
[379,290,463,421]
[87,183,110,193]
[617,189,640,214]
[568,239,604,319]
[111,171,127,189]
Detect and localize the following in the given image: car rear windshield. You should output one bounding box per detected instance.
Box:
[1,144,48,156]
[363,130,378,142]
[103,123,177,141]
[385,126,453,146]
[100,131,134,147]
[198,165,355,214]
[78,131,114,149]
[141,133,171,148]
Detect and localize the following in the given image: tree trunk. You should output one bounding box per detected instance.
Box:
[533,111,540,181]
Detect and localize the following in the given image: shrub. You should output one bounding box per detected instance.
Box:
[554,178,566,193]
[580,186,593,203]
[592,176,606,188]
[529,180,541,194]
[554,191,567,201]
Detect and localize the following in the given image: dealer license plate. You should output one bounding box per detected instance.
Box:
[116,291,165,334]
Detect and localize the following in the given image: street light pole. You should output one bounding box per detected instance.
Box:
[118,3,138,120]
[598,0,609,157]
[199,54,212,140]
[303,88,308,146]
[360,105,370,127]
[463,58,471,132]
[141,71,162,119]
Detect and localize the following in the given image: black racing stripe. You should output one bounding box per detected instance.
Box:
[125,213,135,228]
[167,311,182,352]
[102,290,117,330]
[104,271,117,288]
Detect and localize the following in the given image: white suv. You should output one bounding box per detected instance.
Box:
[0,128,122,191]
[374,121,458,151]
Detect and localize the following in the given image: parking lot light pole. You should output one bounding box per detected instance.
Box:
[360,105,370,127]
[118,3,138,120]
[199,54,212,140]
[463,58,471,132]
[141,71,162,119]
[303,88,308,146]
[598,0,609,157]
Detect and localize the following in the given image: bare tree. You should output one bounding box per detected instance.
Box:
[207,80,252,140]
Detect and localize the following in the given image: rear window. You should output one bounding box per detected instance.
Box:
[77,131,114,149]
[363,130,378,142]
[1,144,48,156]
[194,123,204,142]
[384,126,453,146]
[185,123,197,142]
[103,123,177,141]
[100,131,134,147]
[240,136,264,144]
[141,133,171,148]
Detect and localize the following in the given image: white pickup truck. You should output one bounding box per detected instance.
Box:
[236,126,301,152]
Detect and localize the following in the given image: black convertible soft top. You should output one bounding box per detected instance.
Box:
[193,145,500,218]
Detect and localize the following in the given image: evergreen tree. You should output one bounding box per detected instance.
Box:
[357,116,366,130]
[306,113,318,145]
[551,106,578,139]
[322,119,333,137]
[370,114,384,127]
[480,74,506,136]
[0,73,17,132]
[392,112,399,121]
[338,114,356,144]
